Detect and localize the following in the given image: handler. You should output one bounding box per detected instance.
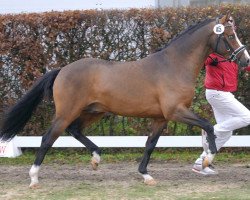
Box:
[192,52,250,175]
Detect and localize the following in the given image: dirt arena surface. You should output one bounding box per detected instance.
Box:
[1,161,250,200]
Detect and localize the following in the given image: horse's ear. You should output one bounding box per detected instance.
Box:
[220,11,231,24]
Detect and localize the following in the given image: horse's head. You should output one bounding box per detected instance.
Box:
[209,13,250,67]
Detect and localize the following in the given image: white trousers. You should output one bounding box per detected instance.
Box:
[196,89,250,163]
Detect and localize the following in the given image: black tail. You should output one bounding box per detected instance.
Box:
[0,69,61,141]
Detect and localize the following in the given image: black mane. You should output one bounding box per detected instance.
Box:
[155,18,215,52]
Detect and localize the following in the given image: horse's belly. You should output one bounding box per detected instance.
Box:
[108,101,163,118]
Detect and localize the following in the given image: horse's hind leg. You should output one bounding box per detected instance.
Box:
[29,115,77,188]
[66,113,104,170]
[138,118,167,185]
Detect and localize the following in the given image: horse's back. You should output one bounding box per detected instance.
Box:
[52,57,163,117]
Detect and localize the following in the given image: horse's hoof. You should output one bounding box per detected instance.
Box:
[91,158,99,170]
[144,178,157,186]
[202,157,210,168]
[29,183,40,189]
[202,153,215,168]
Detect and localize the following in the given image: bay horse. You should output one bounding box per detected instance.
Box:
[1,13,249,188]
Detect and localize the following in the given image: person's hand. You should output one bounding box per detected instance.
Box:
[210,58,218,66]
[241,66,250,72]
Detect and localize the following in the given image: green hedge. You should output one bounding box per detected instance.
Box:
[1,4,250,136]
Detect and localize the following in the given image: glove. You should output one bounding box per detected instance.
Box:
[210,58,218,66]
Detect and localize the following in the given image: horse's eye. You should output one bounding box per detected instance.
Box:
[228,35,235,40]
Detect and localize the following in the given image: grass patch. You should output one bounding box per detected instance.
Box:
[2,181,250,200]
[1,148,250,165]
[1,148,250,200]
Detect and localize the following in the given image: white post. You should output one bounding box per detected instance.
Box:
[0,136,22,157]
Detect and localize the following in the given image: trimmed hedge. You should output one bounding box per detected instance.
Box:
[1,4,250,136]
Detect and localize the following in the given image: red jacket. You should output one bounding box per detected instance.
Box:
[205,53,239,92]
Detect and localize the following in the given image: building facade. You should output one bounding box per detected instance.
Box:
[156,0,250,8]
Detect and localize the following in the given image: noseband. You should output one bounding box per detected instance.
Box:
[214,18,246,63]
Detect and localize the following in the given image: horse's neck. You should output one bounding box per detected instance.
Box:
[181,32,211,64]
[170,24,213,74]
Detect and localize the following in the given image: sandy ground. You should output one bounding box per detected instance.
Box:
[0,161,250,199]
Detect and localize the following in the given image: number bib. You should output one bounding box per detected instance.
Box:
[213,24,225,34]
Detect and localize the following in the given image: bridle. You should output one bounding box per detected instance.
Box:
[213,17,246,63]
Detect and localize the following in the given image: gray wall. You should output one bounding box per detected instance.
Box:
[156,0,250,8]
[156,0,190,8]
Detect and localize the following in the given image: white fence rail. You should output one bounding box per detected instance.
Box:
[1,135,250,157]
[15,135,250,148]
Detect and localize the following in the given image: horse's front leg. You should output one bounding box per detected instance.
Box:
[138,118,167,185]
[172,105,217,167]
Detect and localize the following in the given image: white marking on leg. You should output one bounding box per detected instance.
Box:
[207,150,215,163]
[142,174,157,185]
[203,150,216,168]
[91,151,101,170]
[29,165,40,187]
[142,174,154,182]
[92,151,100,163]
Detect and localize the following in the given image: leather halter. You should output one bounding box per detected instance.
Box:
[214,17,246,63]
